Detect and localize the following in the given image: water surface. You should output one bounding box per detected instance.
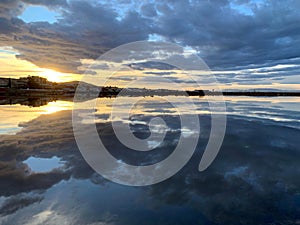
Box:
[0,96,299,225]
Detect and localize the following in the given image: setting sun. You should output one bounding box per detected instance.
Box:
[0,48,81,83]
[39,69,79,83]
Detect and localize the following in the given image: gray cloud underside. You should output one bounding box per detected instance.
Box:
[0,0,299,81]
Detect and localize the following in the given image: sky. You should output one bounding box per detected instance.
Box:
[0,0,299,90]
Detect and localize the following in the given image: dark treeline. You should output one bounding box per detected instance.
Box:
[1,77,299,98]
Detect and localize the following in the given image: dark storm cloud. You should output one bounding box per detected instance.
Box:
[141,3,157,17]
[21,0,68,8]
[128,61,177,70]
[0,17,24,34]
[144,71,177,76]
[154,0,300,69]
[0,0,152,73]
[0,0,25,19]
[0,0,299,79]
[3,21,86,73]
[109,76,135,81]
[213,63,300,84]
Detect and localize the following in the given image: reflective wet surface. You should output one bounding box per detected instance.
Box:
[0,97,299,225]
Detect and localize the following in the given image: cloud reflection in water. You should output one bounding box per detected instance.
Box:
[0,97,299,224]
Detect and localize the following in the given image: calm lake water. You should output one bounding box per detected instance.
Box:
[0,96,299,225]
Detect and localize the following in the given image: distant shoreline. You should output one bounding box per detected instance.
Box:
[0,88,300,97]
[1,76,299,98]
[1,90,299,107]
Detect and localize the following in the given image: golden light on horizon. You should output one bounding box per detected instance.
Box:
[0,47,299,90]
[39,68,79,83]
[0,48,81,82]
